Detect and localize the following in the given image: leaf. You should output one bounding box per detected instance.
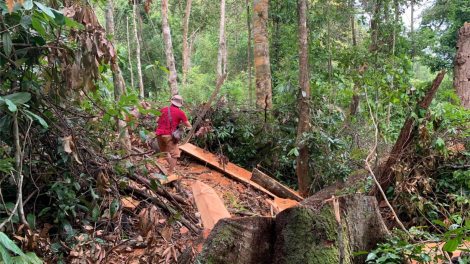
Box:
[34,2,55,18]
[0,244,12,263]
[20,15,32,29]
[2,92,31,105]
[365,252,377,261]
[2,32,12,56]
[51,9,64,25]
[14,58,28,67]
[120,94,138,104]
[443,239,459,253]
[150,179,160,192]
[4,99,17,112]
[159,66,170,74]
[23,0,32,10]
[354,251,369,256]
[60,218,73,234]
[27,214,35,229]
[92,205,100,222]
[64,17,84,30]
[38,207,50,217]
[31,17,46,36]
[5,0,15,14]
[110,199,119,218]
[139,130,147,142]
[145,64,154,70]
[24,110,48,128]
[102,114,110,125]
[0,232,25,257]
[433,219,447,229]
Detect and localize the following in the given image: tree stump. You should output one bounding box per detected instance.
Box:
[196,194,389,264]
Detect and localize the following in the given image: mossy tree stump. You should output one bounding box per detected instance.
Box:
[195,194,389,264]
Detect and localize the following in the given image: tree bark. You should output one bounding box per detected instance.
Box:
[106,0,131,152]
[161,0,179,97]
[132,1,144,98]
[217,0,226,83]
[453,23,470,108]
[387,0,399,127]
[296,0,311,198]
[182,0,192,87]
[252,0,272,110]
[246,0,253,106]
[196,194,389,264]
[371,70,446,203]
[126,17,135,91]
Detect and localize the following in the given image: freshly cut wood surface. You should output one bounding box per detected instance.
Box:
[251,168,303,201]
[180,143,277,198]
[191,180,231,230]
[273,197,299,211]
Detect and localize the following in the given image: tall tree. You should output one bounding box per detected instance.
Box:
[126,16,135,91]
[252,0,272,110]
[296,0,311,197]
[453,22,470,108]
[105,0,131,151]
[132,0,144,98]
[182,0,193,86]
[162,0,179,97]
[137,8,158,95]
[217,0,226,83]
[246,0,253,106]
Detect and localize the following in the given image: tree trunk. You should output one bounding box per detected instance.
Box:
[453,23,470,108]
[246,0,253,106]
[137,8,158,96]
[224,27,229,75]
[234,12,239,50]
[182,0,192,87]
[161,0,179,97]
[126,17,134,91]
[296,0,311,198]
[371,70,446,203]
[196,194,389,264]
[217,0,226,83]
[132,1,144,98]
[387,0,399,127]
[106,0,131,152]
[252,0,272,110]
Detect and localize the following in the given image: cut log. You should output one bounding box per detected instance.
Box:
[191,181,231,230]
[251,168,303,201]
[195,217,276,264]
[196,194,389,264]
[179,143,277,198]
[371,69,446,203]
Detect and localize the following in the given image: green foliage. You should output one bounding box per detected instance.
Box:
[0,232,42,264]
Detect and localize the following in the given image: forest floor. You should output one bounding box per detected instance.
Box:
[89,137,272,264]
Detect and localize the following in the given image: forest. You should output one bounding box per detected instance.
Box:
[1,0,470,262]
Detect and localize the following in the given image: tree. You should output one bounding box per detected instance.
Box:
[246,0,253,106]
[217,0,226,83]
[106,0,132,152]
[126,16,135,91]
[132,0,144,98]
[252,0,272,110]
[182,0,193,86]
[162,0,179,97]
[453,22,470,108]
[296,0,311,197]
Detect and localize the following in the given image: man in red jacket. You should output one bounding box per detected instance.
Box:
[155,95,191,174]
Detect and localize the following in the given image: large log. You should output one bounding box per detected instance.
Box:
[371,69,446,203]
[251,168,303,201]
[196,194,389,264]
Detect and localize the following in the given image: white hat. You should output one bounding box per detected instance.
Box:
[171,95,183,107]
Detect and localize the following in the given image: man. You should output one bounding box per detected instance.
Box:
[155,95,191,174]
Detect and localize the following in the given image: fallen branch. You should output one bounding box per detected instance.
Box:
[122,186,200,234]
[130,175,188,205]
[370,69,446,203]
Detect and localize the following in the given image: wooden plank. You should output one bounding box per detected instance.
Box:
[191,181,231,230]
[252,168,303,201]
[179,143,278,198]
